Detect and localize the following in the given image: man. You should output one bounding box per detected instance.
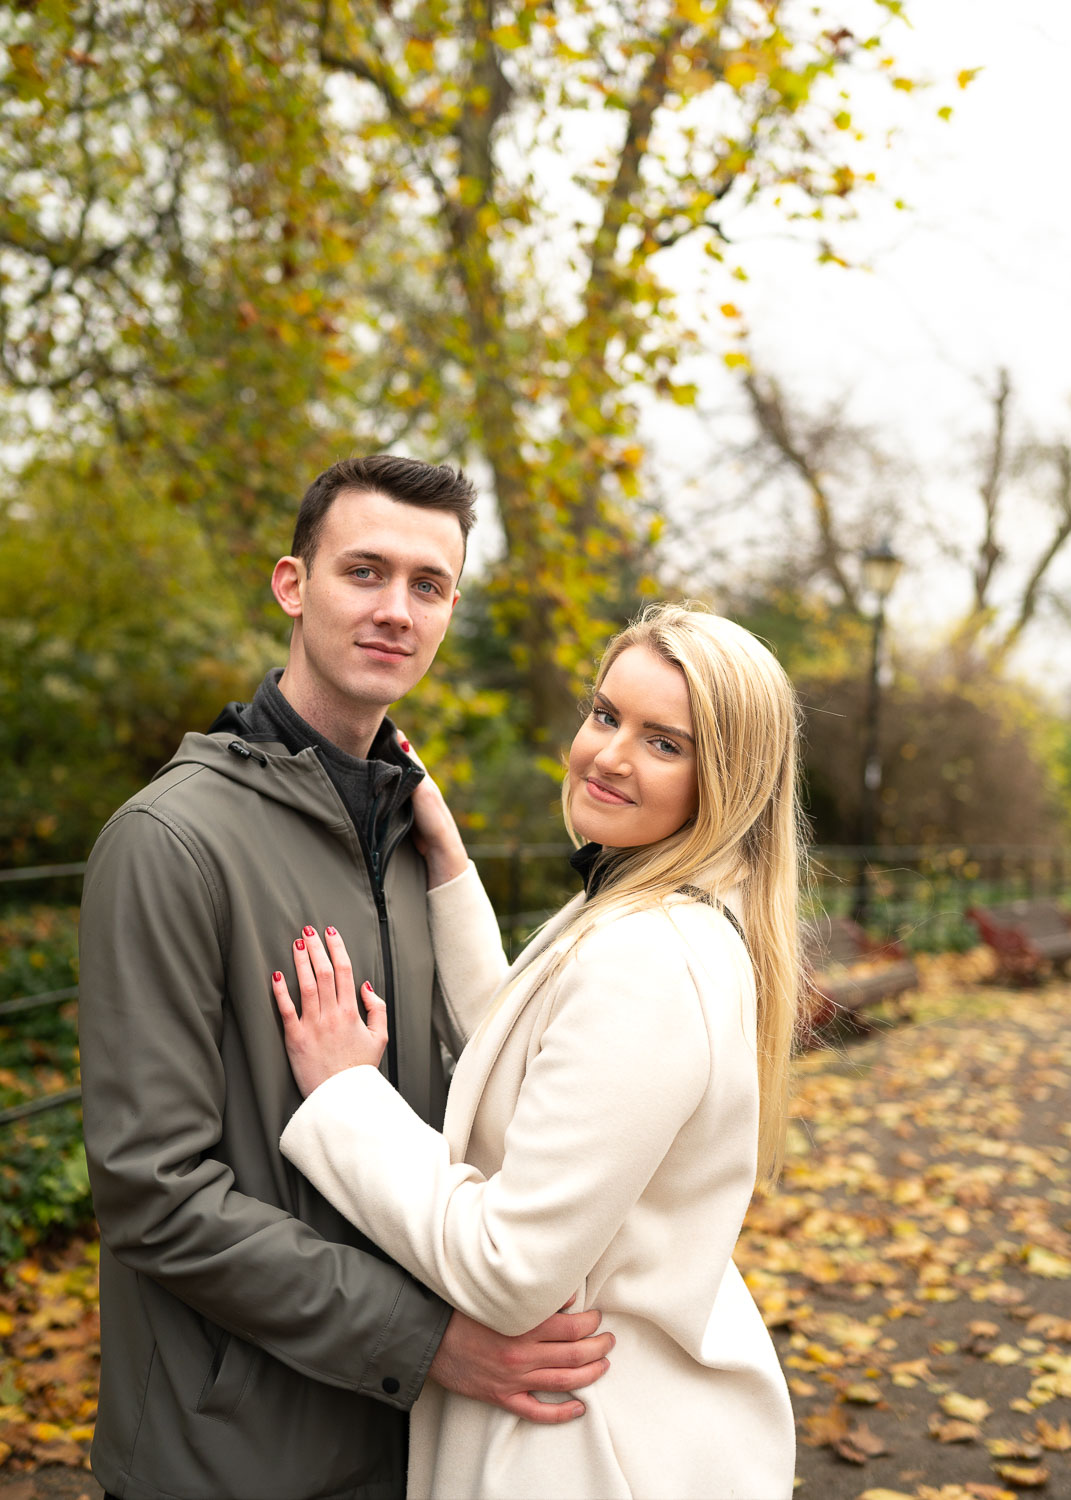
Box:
[79,455,612,1500]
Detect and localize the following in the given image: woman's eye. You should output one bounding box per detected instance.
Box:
[652,736,681,756]
[592,707,616,727]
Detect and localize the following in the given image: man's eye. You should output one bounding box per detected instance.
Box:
[415,580,441,596]
[351,567,375,579]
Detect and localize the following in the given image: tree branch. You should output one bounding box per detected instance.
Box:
[994,442,1071,661]
[742,370,860,611]
[581,19,694,323]
[974,367,1010,611]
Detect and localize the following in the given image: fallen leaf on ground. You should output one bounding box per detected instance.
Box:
[831,1419,887,1463]
[930,1414,982,1442]
[940,1392,992,1425]
[992,1462,1050,1487]
[1032,1416,1071,1450]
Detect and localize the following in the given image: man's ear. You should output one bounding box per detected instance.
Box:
[271,556,305,619]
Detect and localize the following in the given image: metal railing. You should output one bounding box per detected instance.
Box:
[3,844,1070,1126]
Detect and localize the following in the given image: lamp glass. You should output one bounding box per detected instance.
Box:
[861,544,902,600]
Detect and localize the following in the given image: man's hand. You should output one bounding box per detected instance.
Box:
[429,1304,614,1424]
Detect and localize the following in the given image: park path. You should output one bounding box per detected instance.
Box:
[2,963,1070,1500]
[744,966,1071,1499]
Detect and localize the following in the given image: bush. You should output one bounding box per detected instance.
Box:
[0,905,92,1261]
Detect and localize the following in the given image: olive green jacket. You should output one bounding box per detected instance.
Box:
[79,729,460,1500]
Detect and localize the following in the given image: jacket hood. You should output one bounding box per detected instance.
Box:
[154,732,354,828]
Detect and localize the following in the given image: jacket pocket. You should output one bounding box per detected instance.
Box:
[196,1330,257,1422]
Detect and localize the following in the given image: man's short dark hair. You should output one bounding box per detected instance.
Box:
[292,455,477,571]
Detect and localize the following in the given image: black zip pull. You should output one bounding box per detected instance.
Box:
[227,740,268,767]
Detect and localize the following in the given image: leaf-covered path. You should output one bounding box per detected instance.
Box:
[2,967,1070,1500]
[739,968,1071,1500]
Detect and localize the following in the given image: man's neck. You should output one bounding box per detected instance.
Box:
[275,666,384,761]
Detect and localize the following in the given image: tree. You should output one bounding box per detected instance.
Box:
[728,361,1071,663]
[2,0,922,742]
[0,449,277,862]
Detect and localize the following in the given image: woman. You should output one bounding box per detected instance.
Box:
[273,602,801,1500]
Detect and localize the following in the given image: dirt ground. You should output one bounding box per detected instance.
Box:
[3,967,1070,1500]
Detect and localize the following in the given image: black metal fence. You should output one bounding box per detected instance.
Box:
[3,844,1070,1127]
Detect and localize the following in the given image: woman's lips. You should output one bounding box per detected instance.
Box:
[584,777,633,806]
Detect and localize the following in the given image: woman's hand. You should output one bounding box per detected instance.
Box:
[397,733,469,889]
[271,927,388,1098]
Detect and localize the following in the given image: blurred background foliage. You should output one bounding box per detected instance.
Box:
[1,0,1069,866]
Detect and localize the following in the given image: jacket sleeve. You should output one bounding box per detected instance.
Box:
[426,861,509,1050]
[78,806,449,1408]
[280,912,716,1336]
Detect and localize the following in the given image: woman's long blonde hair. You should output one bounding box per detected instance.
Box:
[562,602,806,1183]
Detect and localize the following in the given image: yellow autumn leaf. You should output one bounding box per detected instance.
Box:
[985,1343,1022,1365]
[939,1391,991,1425]
[1034,1417,1071,1451]
[844,1381,883,1404]
[1024,1246,1071,1278]
[724,61,757,89]
[994,1462,1050,1487]
[723,351,750,370]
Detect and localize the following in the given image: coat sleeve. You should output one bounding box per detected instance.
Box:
[280,912,713,1336]
[426,861,509,1048]
[79,807,449,1407]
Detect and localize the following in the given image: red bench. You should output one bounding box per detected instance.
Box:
[801,915,918,1045]
[965,899,1071,982]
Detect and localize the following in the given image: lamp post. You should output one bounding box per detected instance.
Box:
[852,540,903,926]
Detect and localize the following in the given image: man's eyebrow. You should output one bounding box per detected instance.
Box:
[593,690,695,744]
[337,548,455,583]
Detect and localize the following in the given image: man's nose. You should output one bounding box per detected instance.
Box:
[372,578,413,629]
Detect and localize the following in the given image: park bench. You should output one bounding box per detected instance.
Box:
[801,915,918,1044]
[965,898,1071,981]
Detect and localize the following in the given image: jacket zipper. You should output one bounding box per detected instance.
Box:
[367,842,399,1089]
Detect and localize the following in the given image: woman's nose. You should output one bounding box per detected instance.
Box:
[594,734,630,775]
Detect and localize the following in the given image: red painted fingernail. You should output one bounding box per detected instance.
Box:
[325,925,337,936]
[302,925,315,937]
[272,971,283,982]
[362,981,372,992]
[295,939,305,951]
[400,738,410,752]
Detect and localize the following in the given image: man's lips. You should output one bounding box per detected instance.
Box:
[357,640,413,659]
[584,777,634,806]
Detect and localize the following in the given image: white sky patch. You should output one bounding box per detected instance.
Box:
[643,0,1071,696]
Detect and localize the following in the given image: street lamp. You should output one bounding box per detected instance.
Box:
[852,540,903,925]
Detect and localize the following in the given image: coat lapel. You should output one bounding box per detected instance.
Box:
[444,892,587,1158]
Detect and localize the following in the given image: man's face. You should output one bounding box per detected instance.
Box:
[279,489,464,726]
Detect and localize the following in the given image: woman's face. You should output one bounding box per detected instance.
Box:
[568,645,700,849]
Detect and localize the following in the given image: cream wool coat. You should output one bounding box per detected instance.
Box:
[281,865,795,1500]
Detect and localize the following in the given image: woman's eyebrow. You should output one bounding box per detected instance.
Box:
[645,719,695,743]
[594,691,695,744]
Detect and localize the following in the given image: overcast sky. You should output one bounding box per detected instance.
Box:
[644,0,1071,692]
